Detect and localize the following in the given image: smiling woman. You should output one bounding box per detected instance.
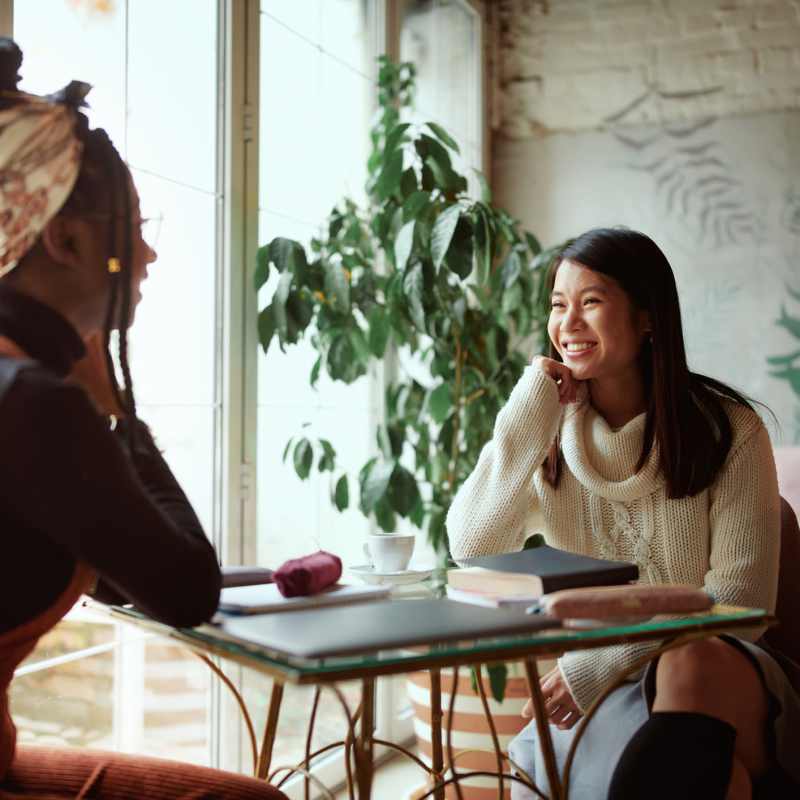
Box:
[446,228,800,798]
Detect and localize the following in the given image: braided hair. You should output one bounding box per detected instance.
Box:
[0,38,137,420]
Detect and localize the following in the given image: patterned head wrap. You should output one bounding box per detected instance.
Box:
[0,81,89,278]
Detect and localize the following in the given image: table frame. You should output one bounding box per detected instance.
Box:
[92,603,770,800]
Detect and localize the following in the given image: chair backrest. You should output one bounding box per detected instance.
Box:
[762,496,800,666]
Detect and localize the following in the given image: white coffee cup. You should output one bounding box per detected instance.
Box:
[364,533,415,573]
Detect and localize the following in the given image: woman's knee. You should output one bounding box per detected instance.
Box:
[653,639,770,777]
[655,638,762,710]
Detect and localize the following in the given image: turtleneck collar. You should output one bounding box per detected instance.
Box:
[0,283,86,376]
[561,400,665,501]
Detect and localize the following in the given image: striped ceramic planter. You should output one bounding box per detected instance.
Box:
[406,669,531,800]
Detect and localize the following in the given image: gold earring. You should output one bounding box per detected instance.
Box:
[107,257,121,274]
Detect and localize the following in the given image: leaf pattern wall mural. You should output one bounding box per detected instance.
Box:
[769,284,800,443]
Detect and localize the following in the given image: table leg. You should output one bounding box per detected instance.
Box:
[429,668,445,800]
[257,680,285,780]
[524,658,563,800]
[355,678,376,799]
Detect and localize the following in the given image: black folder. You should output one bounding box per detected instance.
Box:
[219,598,560,659]
[462,545,639,593]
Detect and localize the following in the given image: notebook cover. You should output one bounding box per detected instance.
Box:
[218,582,389,614]
[461,545,639,593]
[219,598,560,658]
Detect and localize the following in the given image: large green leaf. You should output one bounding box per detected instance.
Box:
[272,272,295,344]
[324,261,351,314]
[271,237,308,283]
[446,217,474,279]
[475,209,492,285]
[427,156,464,195]
[425,121,460,153]
[474,169,492,204]
[400,167,418,198]
[403,263,426,330]
[375,149,403,201]
[402,191,431,223]
[327,333,364,383]
[429,383,452,424]
[318,439,336,472]
[486,663,508,703]
[367,305,391,357]
[254,244,271,291]
[361,460,395,513]
[374,498,397,532]
[349,326,371,366]
[417,134,452,171]
[427,508,447,553]
[257,304,275,354]
[387,465,421,516]
[395,220,416,272]
[525,232,542,256]
[384,122,411,156]
[333,474,349,511]
[431,205,461,273]
[502,283,523,315]
[293,438,313,480]
[500,249,522,289]
[310,355,322,388]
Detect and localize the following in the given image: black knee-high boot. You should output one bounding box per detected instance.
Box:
[608,711,737,800]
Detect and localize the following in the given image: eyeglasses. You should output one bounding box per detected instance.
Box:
[138,213,163,251]
[63,210,164,251]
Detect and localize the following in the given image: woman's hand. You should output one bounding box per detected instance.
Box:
[521,664,583,730]
[532,356,583,405]
[68,332,126,418]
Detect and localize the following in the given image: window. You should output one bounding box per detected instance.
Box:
[254,0,385,788]
[11,0,222,766]
[7,0,486,791]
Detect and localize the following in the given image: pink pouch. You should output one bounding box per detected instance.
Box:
[541,584,713,621]
[273,550,343,598]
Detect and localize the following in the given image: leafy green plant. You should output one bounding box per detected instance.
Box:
[255,56,562,558]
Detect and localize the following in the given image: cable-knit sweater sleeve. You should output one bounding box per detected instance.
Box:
[705,420,780,627]
[558,413,780,714]
[447,365,562,560]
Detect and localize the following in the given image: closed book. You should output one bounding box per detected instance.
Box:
[444,585,538,609]
[451,545,638,597]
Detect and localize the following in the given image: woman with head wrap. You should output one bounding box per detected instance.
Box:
[0,39,287,799]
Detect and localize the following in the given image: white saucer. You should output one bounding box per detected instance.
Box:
[348,564,434,586]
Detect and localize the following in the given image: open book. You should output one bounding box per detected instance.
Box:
[448,545,639,607]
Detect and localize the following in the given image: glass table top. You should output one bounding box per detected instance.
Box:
[98,590,771,684]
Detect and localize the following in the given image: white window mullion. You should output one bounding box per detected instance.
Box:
[216,0,261,776]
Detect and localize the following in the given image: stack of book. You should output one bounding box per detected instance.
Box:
[446,546,640,609]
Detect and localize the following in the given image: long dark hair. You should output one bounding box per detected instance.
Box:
[0,38,137,419]
[543,227,755,499]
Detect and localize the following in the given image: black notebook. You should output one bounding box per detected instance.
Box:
[455,545,639,595]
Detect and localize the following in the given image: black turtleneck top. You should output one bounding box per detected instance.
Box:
[0,284,221,631]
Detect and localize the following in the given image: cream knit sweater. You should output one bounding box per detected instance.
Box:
[446,365,780,713]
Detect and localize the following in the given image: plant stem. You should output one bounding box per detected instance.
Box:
[462,387,486,406]
[447,339,465,493]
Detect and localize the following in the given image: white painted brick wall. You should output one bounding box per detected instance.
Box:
[496,0,800,137]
